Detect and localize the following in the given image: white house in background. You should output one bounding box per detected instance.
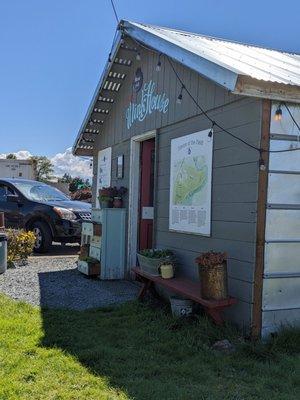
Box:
[0,159,36,180]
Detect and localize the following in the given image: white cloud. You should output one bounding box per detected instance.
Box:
[0,148,92,180]
[0,150,32,159]
[50,148,92,179]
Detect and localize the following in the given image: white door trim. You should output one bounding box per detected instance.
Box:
[127,130,156,269]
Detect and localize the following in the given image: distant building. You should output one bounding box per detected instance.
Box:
[0,159,36,180]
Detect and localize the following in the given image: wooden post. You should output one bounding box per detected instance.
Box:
[251,99,271,339]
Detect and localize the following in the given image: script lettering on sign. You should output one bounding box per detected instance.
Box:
[125,80,169,129]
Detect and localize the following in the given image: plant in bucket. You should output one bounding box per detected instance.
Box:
[98,187,115,208]
[158,260,175,279]
[195,251,228,300]
[113,186,127,208]
[137,249,174,276]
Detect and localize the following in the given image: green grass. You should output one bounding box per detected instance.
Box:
[0,294,299,400]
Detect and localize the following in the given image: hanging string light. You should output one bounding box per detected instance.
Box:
[259,150,266,171]
[113,32,300,154]
[156,53,162,72]
[208,121,215,138]
[274,103,283,121]
[177,85,184,104]
[136,51,141,61]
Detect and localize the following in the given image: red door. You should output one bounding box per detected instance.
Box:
[139,138,155,250]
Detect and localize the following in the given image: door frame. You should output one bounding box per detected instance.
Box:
[127,130,156,268]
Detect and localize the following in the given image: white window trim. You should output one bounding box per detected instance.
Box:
[127,130,156,269]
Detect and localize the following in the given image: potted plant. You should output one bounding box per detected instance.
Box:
[158,260,175,279]
[78,255,101,276]
[98,187,115,208]
[195,251,228,300]
[113,186,127,208]
[137,249,174,276]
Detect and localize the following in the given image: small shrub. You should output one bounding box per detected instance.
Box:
[6,229,36,266]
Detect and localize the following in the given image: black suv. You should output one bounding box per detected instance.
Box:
[0,178,91,252]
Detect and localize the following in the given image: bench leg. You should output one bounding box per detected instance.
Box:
[203,307,224,325]
[138,280,152,301]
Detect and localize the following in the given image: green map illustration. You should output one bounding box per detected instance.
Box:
[172,155,208,206]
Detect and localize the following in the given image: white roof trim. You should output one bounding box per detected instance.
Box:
[122,21,238,91]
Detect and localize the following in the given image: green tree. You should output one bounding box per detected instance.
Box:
[30,156,54,182]
[60,173,72,183]
[84,178,91,188]
[6,153,16,159]
[69,177,84,193]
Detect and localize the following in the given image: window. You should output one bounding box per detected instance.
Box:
[0,185,6,201]
[0,185,15,202]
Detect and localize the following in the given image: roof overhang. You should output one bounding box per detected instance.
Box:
[72,29,123,156]
[122,20,238,91]
[233,75,300,104]
[73,20,300,156]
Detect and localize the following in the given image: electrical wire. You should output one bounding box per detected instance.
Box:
[284,103,300,132]
[167,57,260,152]
[123,31,300,154]
[110,0,119,24]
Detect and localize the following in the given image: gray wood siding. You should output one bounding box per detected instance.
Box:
[91,43,262,330]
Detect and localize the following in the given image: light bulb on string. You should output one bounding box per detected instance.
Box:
[274,103,283,121]
[259,150,266,171]
[177,85,184,104]
[208,121,215,138]
[136,51,141,61]
[156,53,162,72]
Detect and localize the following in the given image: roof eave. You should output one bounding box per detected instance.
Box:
[72,29,123,156]
[122,20,238,92]
[233,75,300,104]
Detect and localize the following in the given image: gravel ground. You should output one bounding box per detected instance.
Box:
[0,256,139,310]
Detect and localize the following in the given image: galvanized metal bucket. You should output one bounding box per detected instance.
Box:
[199,262,228,300]
[137,253,163,276]
[170,297,193,317]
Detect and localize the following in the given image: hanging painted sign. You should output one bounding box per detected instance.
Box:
[169,130,213,236]
[125,80,169,129]
[132,68,143,93]
[96,147,112,207]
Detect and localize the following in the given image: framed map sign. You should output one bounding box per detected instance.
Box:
[169,130,213,236]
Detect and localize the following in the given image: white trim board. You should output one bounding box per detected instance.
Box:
[127,130,156,269]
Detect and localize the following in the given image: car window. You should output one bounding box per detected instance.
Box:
[0,185,14,201]
[13,181,68,202]
[0,185,6,201]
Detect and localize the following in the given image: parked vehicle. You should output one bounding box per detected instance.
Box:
[0,178,91,252]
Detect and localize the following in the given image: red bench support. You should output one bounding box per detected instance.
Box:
[132,267,237,325]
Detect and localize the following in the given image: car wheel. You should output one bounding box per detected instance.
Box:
[32,221,52,253]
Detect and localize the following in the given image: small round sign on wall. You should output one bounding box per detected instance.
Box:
[132,67,143,93]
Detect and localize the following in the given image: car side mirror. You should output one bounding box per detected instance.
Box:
[6,194,20,203]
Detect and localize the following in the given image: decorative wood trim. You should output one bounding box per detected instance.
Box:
[251,99,271,339]
[234,76,300,104]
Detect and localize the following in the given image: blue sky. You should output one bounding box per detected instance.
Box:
[0,0,299,159]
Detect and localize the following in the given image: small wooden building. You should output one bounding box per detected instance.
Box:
[73,21,300,337]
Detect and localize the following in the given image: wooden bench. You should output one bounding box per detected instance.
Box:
[132,267,237,325]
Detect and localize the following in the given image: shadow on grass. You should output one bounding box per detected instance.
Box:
[38,270,300,400]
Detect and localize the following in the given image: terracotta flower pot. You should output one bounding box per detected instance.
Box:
[113,198,123,208]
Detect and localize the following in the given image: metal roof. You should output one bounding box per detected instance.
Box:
[125,21,300,87]
[73,20,300,155]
